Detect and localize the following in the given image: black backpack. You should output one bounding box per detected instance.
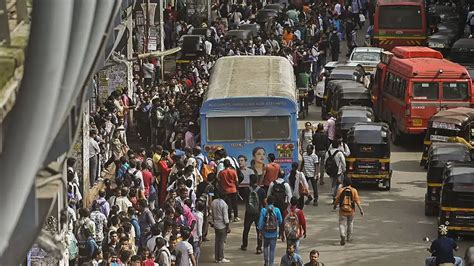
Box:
[325,150,340,177]
[271,181,287,207]
[247,188,261,215]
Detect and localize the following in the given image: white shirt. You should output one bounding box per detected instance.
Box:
[205,40,213,55]
[115,196,133,213]
[175,239,194,266]
[335,3,342,15]
[292,171,309,199]
[267,178,292,203]
[89,138,100,159]
[192,210,204,242]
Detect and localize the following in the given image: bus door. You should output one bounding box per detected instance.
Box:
[409,81,442,130]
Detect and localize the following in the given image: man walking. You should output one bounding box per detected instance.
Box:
[325,139,346,202]
[241,174,266,254]
[283,197,307,254]
[280,243,304,266]
[333,178,364,246]
[218,159,240,222]
[262,153,281,193]
[211,190,231,263]
[302,145,319,206]
[258,195,283,266]
[304,250,325,266]
[312,123,330,185]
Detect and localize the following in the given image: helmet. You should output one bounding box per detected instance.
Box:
[438,225,448,236]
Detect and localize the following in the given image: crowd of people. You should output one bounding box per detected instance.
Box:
[64,0,376,265]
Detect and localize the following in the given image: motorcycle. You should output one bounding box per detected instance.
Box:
[423,237,464,266]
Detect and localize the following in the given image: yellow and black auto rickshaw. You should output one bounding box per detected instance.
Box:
[420,107,474,168]
[328,83,372,118]
[424,142,471,216]
[346,122,392,190]
[439,162,474,237]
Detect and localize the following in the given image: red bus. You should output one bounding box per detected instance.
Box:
[371,47,473,144]
[372,0,427,51]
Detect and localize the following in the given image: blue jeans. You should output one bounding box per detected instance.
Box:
[425,256,463,266]
[263,237,277,266]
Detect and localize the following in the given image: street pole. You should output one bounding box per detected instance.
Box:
[160,0,164,81]
[207,0,211,25]
[145,0,150,53]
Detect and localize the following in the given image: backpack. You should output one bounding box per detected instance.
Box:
[325,150,340,177]
[196,157,215,181]
[263,206,278,232]
[247,188,261,215]
[284,209,301,241]
[124,170,139,184]
[339,187,355,212]
[271,181,287,208]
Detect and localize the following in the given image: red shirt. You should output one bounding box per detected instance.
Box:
[218,168,238,194]
[142,169,154,197]
[263,162,281,187]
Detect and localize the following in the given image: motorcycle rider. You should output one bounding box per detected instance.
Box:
[425,225,463,266]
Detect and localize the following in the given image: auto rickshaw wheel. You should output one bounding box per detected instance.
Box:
[382,178,391,191]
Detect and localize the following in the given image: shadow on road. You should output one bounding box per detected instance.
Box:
[391,160,426,173]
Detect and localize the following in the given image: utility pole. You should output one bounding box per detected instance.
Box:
[160,0,164,81]
[145,0,150,53]
[207,0,211,25]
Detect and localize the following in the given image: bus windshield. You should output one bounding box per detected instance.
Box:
[252,116,290,140]
[379,6,423,30]
[207,117,246,141]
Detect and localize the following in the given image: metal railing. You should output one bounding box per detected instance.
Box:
[0,0,28,46]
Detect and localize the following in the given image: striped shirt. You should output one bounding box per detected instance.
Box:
[302,152,319,178]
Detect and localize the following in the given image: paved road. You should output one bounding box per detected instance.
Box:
[197,101,474,266]
[195,26,474,263]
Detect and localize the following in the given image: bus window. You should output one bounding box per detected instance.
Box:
[413,82,439,100]
[442,82,469,101]
[379,6,422,30]
[251,116,290,140]
[207,117,246,141]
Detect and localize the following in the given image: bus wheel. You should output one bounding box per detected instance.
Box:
[390,121,402,145]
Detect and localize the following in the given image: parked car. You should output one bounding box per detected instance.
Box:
[348,47,383,74]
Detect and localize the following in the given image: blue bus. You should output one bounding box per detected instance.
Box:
[200,56,298,173]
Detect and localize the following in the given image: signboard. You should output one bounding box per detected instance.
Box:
[97,63,128,103]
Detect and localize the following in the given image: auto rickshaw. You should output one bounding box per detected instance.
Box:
[328,83,371,117]
[346,122,392,190]
[321,80,364,120]
[420,107,474,167]
[176,35,206,66]
[225,29,254,42]
[438,162,474,237]
[336,106,374,140]
[424,142,471,216]
[450,38,474,65]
